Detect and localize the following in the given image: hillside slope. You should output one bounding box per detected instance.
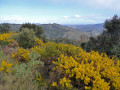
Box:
[65,23,104,36]
[1,23,90,41]
[41,23,90,40]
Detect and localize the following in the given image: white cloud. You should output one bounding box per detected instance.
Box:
[72,15,81,18]
[63,15,82,19]
[0,14,111,24]
[63,16,69,19]
[0,15,30,24]
[62,14,111,24]
[0,15,60,24]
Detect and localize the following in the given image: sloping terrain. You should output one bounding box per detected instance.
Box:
[41,23,90,40]
[64,23,104,36]
[1,23,90,40]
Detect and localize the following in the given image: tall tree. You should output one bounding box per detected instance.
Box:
[104,15,120,36]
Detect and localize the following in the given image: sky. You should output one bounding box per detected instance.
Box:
[0,0,120,24]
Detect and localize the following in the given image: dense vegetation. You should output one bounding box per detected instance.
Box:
[82,15,120,58]
[0,16,120,90]
[0,23,11,33]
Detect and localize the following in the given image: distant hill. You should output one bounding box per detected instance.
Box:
[64,23,104,36]
[2,23,107,41]
[9,24,21,31]
[1,23,90,41]
[41,23,90,40]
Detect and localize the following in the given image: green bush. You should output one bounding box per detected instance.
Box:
[41,45,60,60]
[19,23,44,38]
[17,28,36,48]
[0,23,11,33]
[0,40,9,46]
[111,42,120,58]
[15,51,44,78]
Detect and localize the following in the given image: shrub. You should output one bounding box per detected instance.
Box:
[40,45,60,60]
[17,28,36,48]
[52,51,120,90]
[19,23,44,38]
[0,32,18,46]
[0,32,17,42]
[35,38,44,46]
[11,48,30,62]
[0,60,13,74]
[13,50,45,89]
[0,23,11,33]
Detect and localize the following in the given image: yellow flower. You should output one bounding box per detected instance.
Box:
[36,73,42,81]
[11,53,15,58]
[52,82,57,87]
[0,60,13,74]
[85,86,91,89]
[11,48,30,62]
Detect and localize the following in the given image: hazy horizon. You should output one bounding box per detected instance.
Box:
[0,0,120,24]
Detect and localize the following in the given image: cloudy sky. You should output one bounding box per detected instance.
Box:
[0,0,120,24]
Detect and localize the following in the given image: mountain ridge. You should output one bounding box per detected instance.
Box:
[0,23,104,40]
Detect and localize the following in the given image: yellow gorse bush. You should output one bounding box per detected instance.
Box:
[35,38,43,46]
[0,60,13,74]
[32,39,82,60]
[52,82,57,87]
[0,32,18,42]
[12,48,30,62]
[9,38,120,89]
[53,52,120,89]
[59,77,72,88]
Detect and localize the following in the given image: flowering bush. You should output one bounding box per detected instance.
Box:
[8,38,120,89]
[12,48,30,62]
[52,52,120,90]
[0,32,18,46]
[35,38,43,46]
[0,60,13,74]
[0,32,18,42]
[52,82,57,87]
[32,39,81,60]
[59,77,72,89]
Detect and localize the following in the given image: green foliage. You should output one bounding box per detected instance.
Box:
[17,28,36,48]
[104,15,120,36]
[0,23,11,33]
[0,50,45,90]
[39,35,48,43]
[0,40,9,46]
[35,71,47,89]
[111,41,120,58]
[53,37,81,46]
[83,15,120,58]
[19,23,44,37]
[15,51,44,78]
[41,45,60,60]
[0,50,6,61]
